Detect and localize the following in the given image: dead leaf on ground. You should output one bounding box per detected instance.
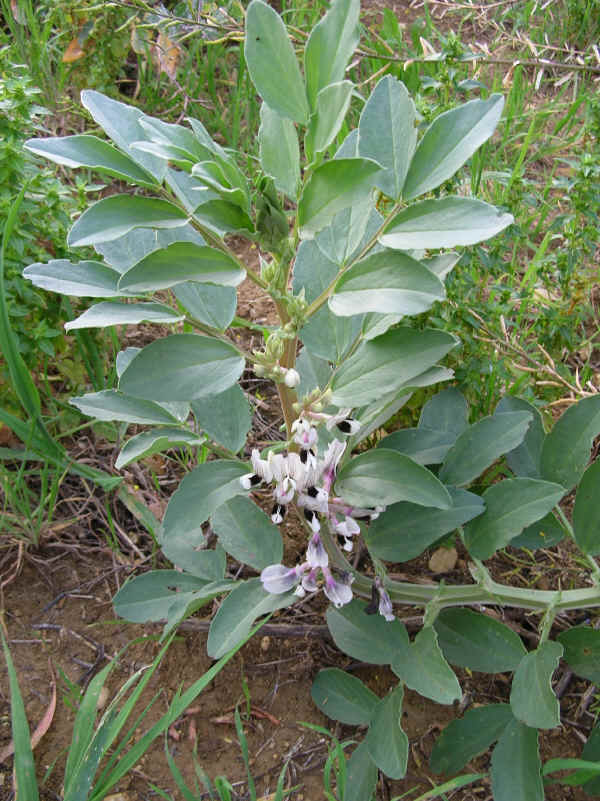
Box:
[428,546,458,574]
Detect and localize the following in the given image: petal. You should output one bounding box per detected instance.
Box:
[261,564,298,594]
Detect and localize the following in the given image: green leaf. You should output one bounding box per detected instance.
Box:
[140,117,210,161]
[25,135,156,186]
[258,104,300,200]
[430,704,513,775]
[403,94,505,199]
[81,89,167,180]
[70,390,179,425]
[115,428,204,470]
[296,348,332,398]
[68,195,189,248]
[193,198,255,236]
[331,327,457,407]
[174,282,237,331]
[496,396,545,478]
[244,0,309,124]
[306,81,354,159]
[419,387,468,437]
[335,449,452,509]
[358,75,417,199]
[298,158,382,239]
[343,741,378,801]
[94,225,205,273]
[118,242,245,292]
[211,496,283,571]
[392,627,462,705]
[119,334,244,402]
[207,578,295,658]
[161,460,248,572]
[434,608,527,672]
[540,394,600,490]
[311,668,379,725]
[491,719,543,801]
[439,411,533,486]
[510,641,563,729]
[315,196,382,268]
[366,685,408,779]
[380,196,513,250]
[326,598,410,664]
[304,0,360,108]
[330,249,445,317]
[1,633,40,801]
[463,478,566,560]
[190,161,249,212]
[572,459,600,555]
[557,626,600,683]
[510,512,565,550]
[365,487,484,562]
[422,252,461,280]
[23,259,125,297]
[377,427,456,465]
[65,301,184,331]
[113,570,210,622]
[582,723,600,795]
[191,384,251,453]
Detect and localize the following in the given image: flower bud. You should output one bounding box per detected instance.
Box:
[283,368,300,388]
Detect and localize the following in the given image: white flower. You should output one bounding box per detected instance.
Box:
[374,577,394,622]
[323,567,354,608]
[251,449,273,483]
[271,503,286,524]
[261,564,300,594]
[283,368,300,388]
[292,418,318,449]
[306,532,328,568]
[319,439,346,491]
[325,409,360,435]
[302,568,319,593]
[274,476,296,505]
[297,486,329,515]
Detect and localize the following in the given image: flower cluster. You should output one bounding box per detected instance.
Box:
[240,410,391,619]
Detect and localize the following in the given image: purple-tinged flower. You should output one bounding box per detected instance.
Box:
[365,577,395,622]
[274,476,296,505]
[306,532,328,568]
[322,567,354,608]
[319,439,346,491]
[292,418,318,449]
[297,485,329,515]
[302,568,319,593]
[334,515,360,552]
[261,563,303,594]
[303,508,321,534]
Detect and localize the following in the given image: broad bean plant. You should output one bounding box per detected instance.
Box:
[24,0,600,797]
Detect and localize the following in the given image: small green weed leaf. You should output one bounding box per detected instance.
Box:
[207,578,295,658]
[211,496,283,571]
[174,283,237,331]
[258,104,300,200]
[510,641,563,729]
[463,478,566,560]
[326,598,410,664]
[366,487,484,562]
[118,242,245,292]
[192,384,251,453]
[115,429,204,470]
[306,80,354,159]
[358,75,417,199]
[330,249,445,317]
[343,741,378,801]
[70,390,179,425]
[113,570,210,622]
[331,327,457,407]
[304,0,360,108]
[366,685,408,779]
[439,411,533,486]
[311,668,379,725]
[490,719,543,801]
[25,135,156,186]
[403,95,504,199]
[23,259,125,297]
[335,449,452,509]
[557,626,600,683]
[377,427,456,465]
[510,512,565,550]
[392,627,462,705]
[419,387,468,437]
[81,89,167,180]
[430,704,513,775]
[298,158,382,238]
[380,197,513,250]
[118,334,244,402]
[572,459,600,554]
[66,301,184,331]
[540,395,600,490]
[434,608,526,672]
[245,0,309,124]
[68,196,188,247]
[161,460,248,571]
[496,396,545,478]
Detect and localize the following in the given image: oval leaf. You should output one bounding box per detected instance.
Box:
[191,384,251,453]
[540,394,600,490]
[174,282,237,331]
[392,627,461,705]
[419,387,468,437]
[490,719,544,801]
[572,459,600,555]
[557,626,600,684]
[510,641,563,729]
[113,570,209,622]
[311,668,379,726]
[380,196,513,250]
[70,390,179,425]
[211,496,283,571]
[118,334,244,402]
[496,395,545,478]
[335,449,452,509]
[510,511,565,550]
[434,608,526,672]
[65,301,184,331]
[326,598,409,664]
[430,704,513,775]
[258,104,300,200]
[344,741,378,801]
[115,428,204,470]
[306,80,354,159]
[377,427,456,465]
[365,685,408,779]
[23,259,124,297]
